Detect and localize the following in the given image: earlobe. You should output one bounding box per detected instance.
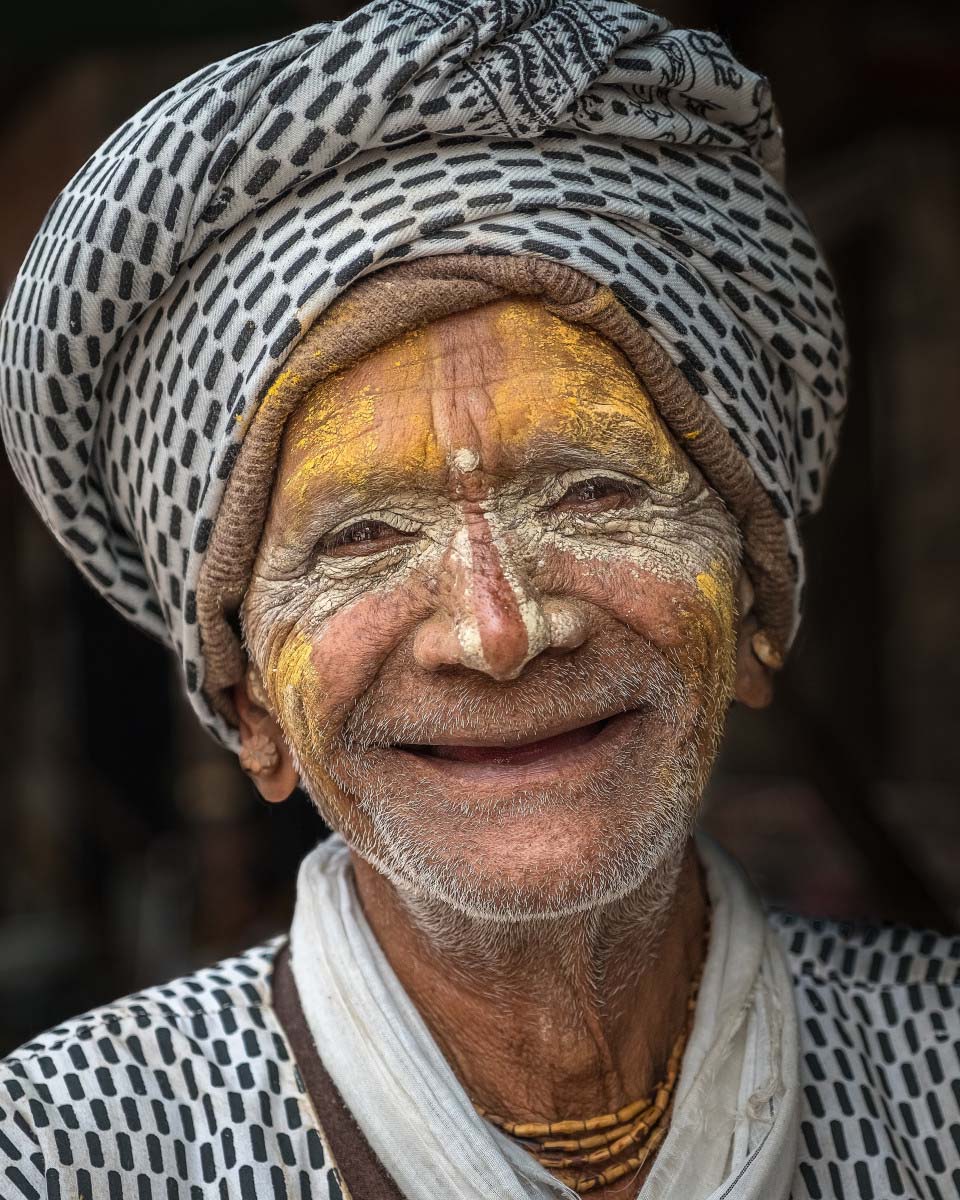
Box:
[238,733,281,778]
[232,668,300,803]
[732,570,775,710]
[733,616,775,709]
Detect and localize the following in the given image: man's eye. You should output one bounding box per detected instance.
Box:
[553,477,640,512]
[322,520,414,557]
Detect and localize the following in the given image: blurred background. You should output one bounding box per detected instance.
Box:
[1,0,958,1053]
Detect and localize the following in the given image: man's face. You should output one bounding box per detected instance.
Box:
[243,298,740,919]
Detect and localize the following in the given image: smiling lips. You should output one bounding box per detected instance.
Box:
[400,717,610,766]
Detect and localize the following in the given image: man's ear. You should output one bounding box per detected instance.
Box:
[232,666,299,803]
[733,569,776,709]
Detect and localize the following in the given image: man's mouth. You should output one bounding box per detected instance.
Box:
[400,717,610,766]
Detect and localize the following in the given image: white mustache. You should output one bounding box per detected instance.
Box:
[339,642,691,752]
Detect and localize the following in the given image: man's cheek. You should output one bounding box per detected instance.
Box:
[270,627,322,748]
[668,569,739,715]
[272,580,429,743]
[685,566,738,656]
[540,544,704,649]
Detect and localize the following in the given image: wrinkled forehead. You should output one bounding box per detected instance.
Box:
[276,298,688,502]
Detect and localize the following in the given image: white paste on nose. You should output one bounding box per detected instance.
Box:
[482,507,551,668]
[451,447,480,473]
[450,524,487,671]
[448,503,550,678]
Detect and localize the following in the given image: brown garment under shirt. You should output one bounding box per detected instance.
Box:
[272,942,406,1200]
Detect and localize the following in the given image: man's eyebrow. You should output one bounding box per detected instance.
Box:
[282,460,434,502]
[511,434,665,478]
[514,441,610,470]
[277,465,444,536]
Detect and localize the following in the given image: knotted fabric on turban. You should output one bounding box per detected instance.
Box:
[0,0,847,746]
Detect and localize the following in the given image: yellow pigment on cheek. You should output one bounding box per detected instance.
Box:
[673,562,738,692]
[271,628,317,720]
[695,570,722,609]
[268,627,352,823]
[696,563,736,632]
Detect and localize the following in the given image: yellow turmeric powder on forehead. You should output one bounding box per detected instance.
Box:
[278,297,686,506]
[487,300,685,485]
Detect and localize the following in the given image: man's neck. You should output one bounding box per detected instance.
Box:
[351,842,707,1138]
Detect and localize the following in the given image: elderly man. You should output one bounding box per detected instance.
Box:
[1,3,957,1199]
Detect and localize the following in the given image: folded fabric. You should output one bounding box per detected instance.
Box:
[289,833,800,1200]
[0,0,848,744]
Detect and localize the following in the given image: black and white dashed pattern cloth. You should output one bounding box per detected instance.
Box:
[1,915,956,1199]
[0,0,848,744]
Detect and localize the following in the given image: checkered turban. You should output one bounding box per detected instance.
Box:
[0,0,847,745]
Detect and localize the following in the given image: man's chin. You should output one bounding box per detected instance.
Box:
[356,797,696,923]
[297,716,705,921]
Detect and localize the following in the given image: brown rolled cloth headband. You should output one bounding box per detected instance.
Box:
[197,253,790,727]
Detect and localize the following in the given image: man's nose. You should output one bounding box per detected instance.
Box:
[413,506,588,680]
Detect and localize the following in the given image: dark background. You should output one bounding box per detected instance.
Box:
[1,0,958,1054]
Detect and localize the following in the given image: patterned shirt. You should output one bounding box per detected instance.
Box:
[1,915,957,1200]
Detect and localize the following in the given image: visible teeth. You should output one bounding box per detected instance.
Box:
[395,719,611,765]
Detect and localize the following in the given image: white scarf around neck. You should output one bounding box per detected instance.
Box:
[288,835,800,1200]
